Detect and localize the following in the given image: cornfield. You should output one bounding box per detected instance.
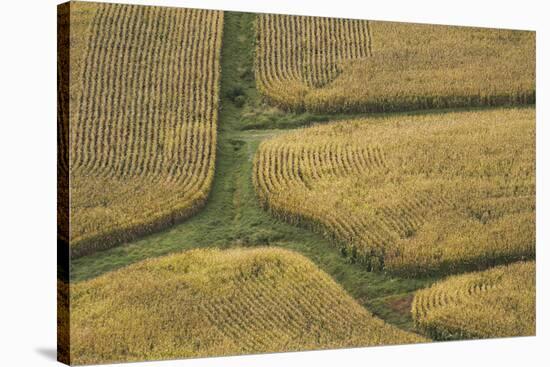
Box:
[58,3,70,246]
[70,247,426,364]
[67,2,224,257]
[412,261,535,340]
[59,3,537,360]
[57,279,70,364]
[253,108,535,276]
[255,14,535,113]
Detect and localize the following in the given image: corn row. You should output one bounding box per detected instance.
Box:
[70,247,426,364]
[412,261,535,340]
[255,15,535,113]
[68,3,224,257]
[253,108,535,276]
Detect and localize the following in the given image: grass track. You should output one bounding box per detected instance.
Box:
[71,11,449,332]
[68,4,224,257]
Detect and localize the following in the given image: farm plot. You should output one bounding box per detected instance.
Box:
[253,108,535,276]
[412,261,535,340]
[256,14,535,113]
[58,3,70,246]
[70,247,426,364]
[68,2,224,257]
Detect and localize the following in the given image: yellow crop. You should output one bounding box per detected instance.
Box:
[57,280,70,364]
[59,4,537,362]
[65,2,224,257]
[256,14,535,113]
[253,108,535,276]
[58,3,70,246]
[412,261,535,340]
[70,247,426,364]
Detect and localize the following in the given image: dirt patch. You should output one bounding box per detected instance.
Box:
[387,294,414,315]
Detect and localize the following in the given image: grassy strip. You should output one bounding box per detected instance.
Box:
[71,11,438,333]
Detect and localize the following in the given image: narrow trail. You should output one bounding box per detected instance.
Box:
[71,12,435,333]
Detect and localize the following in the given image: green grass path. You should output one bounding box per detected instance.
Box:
[71,11,435,332]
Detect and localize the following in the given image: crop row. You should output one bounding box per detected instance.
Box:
[412,261,535,339]
[256,14,371,110]
[255,14,535,113]
[253,108,535,276]
[69,248,426,364]
[67,3,224,257]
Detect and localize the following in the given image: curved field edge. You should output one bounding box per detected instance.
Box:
[255,14,535,114]
[411,261,535,340]
[70,247,428,364]
[70,178,213,258]
[68,2,224,258]
[69,12,534,342]
[252,107,535,277]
